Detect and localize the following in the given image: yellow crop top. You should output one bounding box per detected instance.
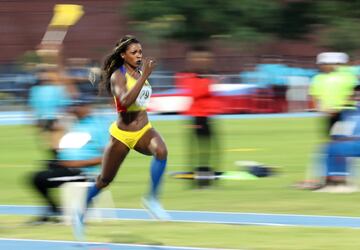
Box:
[114,67,152,112]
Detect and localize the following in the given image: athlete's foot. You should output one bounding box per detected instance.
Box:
[72,208,85,241]
[142,196,171,221]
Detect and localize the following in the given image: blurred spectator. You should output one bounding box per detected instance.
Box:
[257,56,289,112]
[238,58,319,113]
[28,65,71,158]
[239,63,267,86]
[310,52,358,136]
[65,58,97,97]
[285,59,315,112]
[313,85,360,192]
[179,47,222,188]
[257,55,288,86]
[65,58,90,78]
[297,53,357,190]
[30,93,108,223]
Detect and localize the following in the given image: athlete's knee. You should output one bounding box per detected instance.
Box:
[154,145,168,160]
[95,175,113,189]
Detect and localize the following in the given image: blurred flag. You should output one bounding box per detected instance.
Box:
[40,4,84,46]
[50,4,84,27]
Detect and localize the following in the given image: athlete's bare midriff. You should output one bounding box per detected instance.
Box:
[117,110,149,131]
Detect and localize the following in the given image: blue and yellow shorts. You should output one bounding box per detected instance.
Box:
[109,122,152,149]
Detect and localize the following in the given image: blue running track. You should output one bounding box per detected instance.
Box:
[1,205,360,250]
[1,205,360,228]
[0,238,226,250]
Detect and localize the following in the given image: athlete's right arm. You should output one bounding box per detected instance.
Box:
[111,58,156,107]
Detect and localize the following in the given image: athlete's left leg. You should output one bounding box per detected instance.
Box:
[135,128,168,198]
[134,128,169,220]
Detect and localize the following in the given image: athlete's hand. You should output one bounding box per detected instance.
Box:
[142,58,157,77]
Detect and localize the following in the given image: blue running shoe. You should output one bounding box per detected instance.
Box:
[142,196,171,221]
[72,208,85,242]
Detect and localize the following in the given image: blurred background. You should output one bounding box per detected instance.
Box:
[1,0,360,114]
[3,1,360,249]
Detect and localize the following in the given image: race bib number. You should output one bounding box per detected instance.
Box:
[136,85,152,107]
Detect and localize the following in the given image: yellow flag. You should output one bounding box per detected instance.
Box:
[49,4,84,27]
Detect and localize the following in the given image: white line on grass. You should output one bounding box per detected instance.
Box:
[99,217,292,227]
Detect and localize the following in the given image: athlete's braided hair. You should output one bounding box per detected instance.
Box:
[99,35,140,95]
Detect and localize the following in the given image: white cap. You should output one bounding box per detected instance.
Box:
[316,52,349,64]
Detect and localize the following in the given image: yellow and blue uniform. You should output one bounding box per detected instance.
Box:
[110,66,152,148]
[86,65,169,223]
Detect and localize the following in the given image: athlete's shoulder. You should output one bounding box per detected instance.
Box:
[111,68,126,83]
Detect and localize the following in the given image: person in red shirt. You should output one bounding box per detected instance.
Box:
[178,47,222,187]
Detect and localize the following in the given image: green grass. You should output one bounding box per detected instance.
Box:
[1,116,360,249]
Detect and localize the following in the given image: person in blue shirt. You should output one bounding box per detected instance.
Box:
[315,85,360,192]
[28,66,71,158]
[30,93,108,223]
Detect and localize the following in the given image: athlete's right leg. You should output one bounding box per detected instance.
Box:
[74,137,129,240]
[86,136,130,205]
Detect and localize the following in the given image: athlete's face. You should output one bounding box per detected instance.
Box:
[122,43,142,68]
